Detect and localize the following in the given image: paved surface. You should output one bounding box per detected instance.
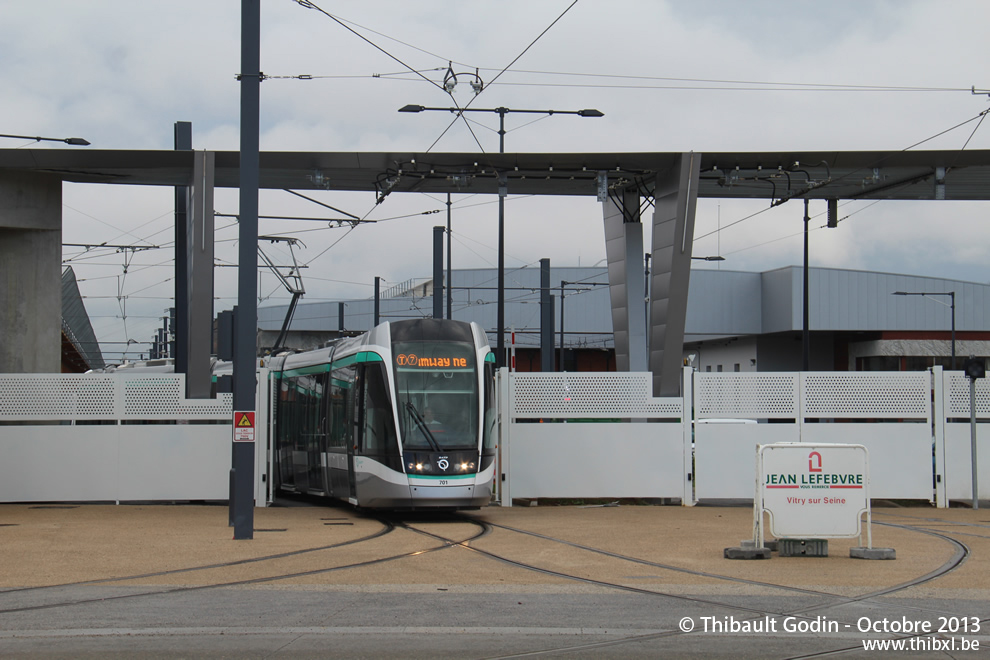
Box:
[1,501,989,658]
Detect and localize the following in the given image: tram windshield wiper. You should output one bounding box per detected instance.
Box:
[404,402,442,452]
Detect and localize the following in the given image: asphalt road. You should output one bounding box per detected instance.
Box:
[1,502,988,658]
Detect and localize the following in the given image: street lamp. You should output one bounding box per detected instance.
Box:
[892,291,956,370]
[0,133,90,146]
[399,104,604,367]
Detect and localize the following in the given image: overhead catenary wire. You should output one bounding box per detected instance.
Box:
[720,200,882,258]
[64,3,989,360]
[265,63,987,95]
[423,0,580,154]
[291,1,447,94]
[696,104,990,246]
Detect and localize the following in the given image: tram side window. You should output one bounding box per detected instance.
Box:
[329,365,357,448]
[361,363,397,456]
[482,361,497,451]
[276,379,296,487]
[286,374,325,448]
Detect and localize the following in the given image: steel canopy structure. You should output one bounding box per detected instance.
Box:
[2,148,990,201]
[2,146,990,394]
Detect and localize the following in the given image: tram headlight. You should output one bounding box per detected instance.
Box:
[459,461,475,471]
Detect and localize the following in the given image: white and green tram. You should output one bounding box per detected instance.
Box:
[269,319,497,509]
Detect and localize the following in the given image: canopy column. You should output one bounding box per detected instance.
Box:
[649,153,700,396]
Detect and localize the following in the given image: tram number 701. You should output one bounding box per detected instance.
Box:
[438,480,448,486]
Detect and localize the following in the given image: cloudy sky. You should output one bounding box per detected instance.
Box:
[3,1,989,360]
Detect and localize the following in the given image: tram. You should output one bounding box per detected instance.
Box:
[267,318,497,510]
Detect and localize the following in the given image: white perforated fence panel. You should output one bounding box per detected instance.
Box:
[0,375,117,419]
[944,372,990,417]
[802,372,931,419]
[695,373,798,419]
[0,374,231,421]
[510,372,681,419]
[500,370,689,505]
[122,376,232,419]
[693,370,936,503]
[0,373,264,504]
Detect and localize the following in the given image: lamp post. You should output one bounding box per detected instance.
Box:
[0,133,90,146]
[399,104,603,367]
[892,291,956,369]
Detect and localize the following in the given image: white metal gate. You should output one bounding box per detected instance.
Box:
[498,370,688,505]
[1,366,986,508]
[936,367,990,503]
[0,372,269,504]
[693,370,933,502]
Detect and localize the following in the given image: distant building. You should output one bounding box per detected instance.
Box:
[61,267,105,372]
[256,266,990,373]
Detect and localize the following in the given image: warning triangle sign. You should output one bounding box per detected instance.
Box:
[235,412,254,428]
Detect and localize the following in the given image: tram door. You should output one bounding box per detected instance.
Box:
[328,363,358,499]
[347,367,362,500]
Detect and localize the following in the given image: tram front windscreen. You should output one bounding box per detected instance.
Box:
[393,341,479,451]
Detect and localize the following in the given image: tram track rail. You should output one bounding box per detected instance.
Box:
[0,519,397,597]
[0,506,986,659]
[0,516,488,616]
[399,513,980,660]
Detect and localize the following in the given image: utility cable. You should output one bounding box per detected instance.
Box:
[697,105,990,244]
[475,67,979,93]
[480,1,578,92]
[291,1,446,93]
[424,0,579,153]
[720,200,882,258]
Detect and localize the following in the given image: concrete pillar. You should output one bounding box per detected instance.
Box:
[650,153,701,396]
[603,186,647,372]
[0,171,62,373]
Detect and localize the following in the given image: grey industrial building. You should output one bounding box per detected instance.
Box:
[257,264,990,373]
[5,146,990,395]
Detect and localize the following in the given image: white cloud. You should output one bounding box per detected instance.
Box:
[3,0,989,359]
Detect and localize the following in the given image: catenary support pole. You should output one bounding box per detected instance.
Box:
[446,194,452,320]
[173,122,191,378]
[232,0,260,540]
[374,276,380,326]
[433,226,444,319]
[559,281,566,371]
[971,376,979,510]
[540,258,553,372]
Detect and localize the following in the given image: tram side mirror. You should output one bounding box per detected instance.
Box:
[964,356,985,381]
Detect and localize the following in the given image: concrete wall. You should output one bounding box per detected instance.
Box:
[693,336,758,373]
[0,171,61,373]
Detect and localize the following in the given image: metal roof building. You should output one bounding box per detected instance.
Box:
[257,265,990,373]
[61,266,105,372]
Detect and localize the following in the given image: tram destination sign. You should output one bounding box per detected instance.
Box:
[395,353,469,369]
[759,443,869,539]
